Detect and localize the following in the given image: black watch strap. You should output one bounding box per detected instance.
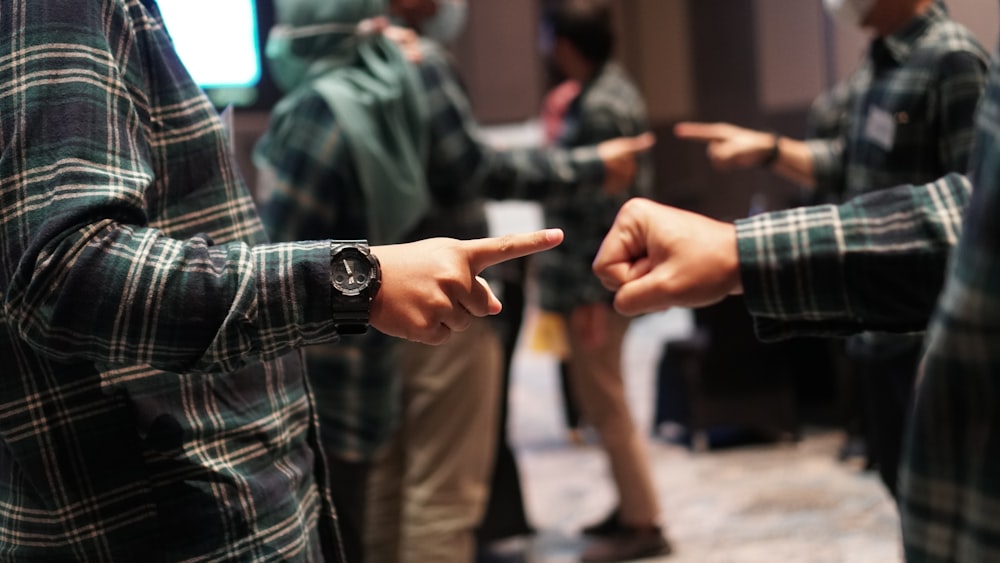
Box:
[330,241,379,335]
[333,308,369,335]
[759,132,781,168]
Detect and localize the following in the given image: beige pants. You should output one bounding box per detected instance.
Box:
[566,304,660,526]
[365,318,502,563]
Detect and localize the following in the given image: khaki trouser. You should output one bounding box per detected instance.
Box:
[365,318,502,563]
[566,304,660,526]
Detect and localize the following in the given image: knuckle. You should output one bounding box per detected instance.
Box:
[497,234,514,254]
[621,197,642,214]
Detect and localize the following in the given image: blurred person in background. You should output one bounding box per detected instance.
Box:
[540,78,588,448]
[675,0,988,499]
[254,0,432,560]
[533,1,671,561]
[356,1,656,562]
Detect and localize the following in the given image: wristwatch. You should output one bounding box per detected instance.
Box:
[329,241,382,335]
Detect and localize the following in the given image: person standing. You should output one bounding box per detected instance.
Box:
[675,0,988,498]
[534,1,671,561]
[352,2,655,562]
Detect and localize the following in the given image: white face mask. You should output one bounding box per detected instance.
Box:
[422,0,467,44]
[823,0,877,27]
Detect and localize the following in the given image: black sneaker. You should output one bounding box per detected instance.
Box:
[581,508,625,537]
[580,527,673,563]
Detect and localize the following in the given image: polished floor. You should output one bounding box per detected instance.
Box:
[488,307,903,563]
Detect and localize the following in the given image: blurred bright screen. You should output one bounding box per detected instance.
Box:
[157,0,261,89]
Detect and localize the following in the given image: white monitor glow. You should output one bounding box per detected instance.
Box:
[157,0,261,90]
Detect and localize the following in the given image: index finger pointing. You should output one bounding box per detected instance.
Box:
[674,122,729,143]
[628,132,657,152]
[465,229,564,274]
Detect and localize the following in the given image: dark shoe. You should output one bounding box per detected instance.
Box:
[580,527,673,563]
[581,508,624,537]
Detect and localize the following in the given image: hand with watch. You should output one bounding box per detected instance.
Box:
[330,229,564,345]
[673,121,817,188]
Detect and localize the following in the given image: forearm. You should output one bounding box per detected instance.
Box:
[480,144,604,201]
[737,173,970,340]
[7,222,336,373]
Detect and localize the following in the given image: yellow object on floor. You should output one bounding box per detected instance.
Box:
[529,311,570,360]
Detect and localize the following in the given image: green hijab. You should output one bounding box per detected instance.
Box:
[264,0,429,245]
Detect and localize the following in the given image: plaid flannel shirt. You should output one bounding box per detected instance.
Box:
[901,46,1000,562]
[0,1,346,560]
[535,62,654,313]
[806,1,988,200]
[736,31,1000,563]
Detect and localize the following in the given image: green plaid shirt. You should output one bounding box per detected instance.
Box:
[536,62,654,313]
[0,1,347,560]
[736,39,1000,563]
[806,2,988,201]
[807,1,986,354]
[902,48,1000,561]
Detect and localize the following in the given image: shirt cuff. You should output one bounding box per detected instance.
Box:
[253,241,339,354]
[569,146,605,186]
[735,206,854,341]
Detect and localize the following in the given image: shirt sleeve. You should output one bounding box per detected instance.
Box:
[806,65,870,195]
[0,1,337,375]
[935,49,989,173]
[806,137,847,196]
[736,172,970,340]
[417,45,604,202]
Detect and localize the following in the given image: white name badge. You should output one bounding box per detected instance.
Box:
[864,106,896,151]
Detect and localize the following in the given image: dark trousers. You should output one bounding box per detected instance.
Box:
[854,337,923,498]
[328,457,372,563]
[559,361,583,430]
[477,274,533,545]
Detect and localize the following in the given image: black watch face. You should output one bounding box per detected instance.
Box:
[332,249,372,296]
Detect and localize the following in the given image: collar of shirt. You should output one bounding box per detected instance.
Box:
[876,0,946,64]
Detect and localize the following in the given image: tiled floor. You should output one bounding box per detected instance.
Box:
[494,309,903,563]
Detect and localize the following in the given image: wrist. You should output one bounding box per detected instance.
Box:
[722,223,744,295]
[329,241,381,335]
[758,132,781,168]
